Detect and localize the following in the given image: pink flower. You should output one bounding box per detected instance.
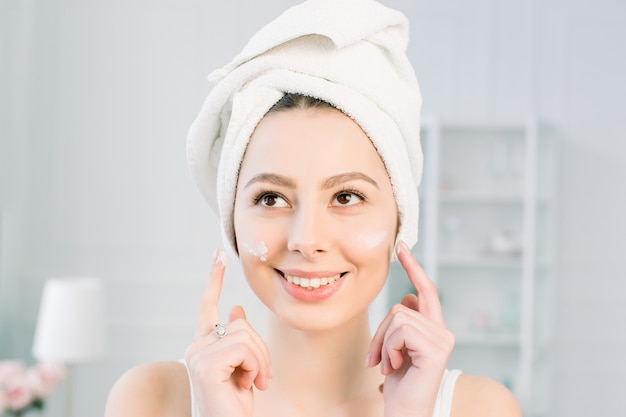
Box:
[0,360,64,412]
[0,361,26,413]
[0,361,25,384]
[4,372,34,411]
[27,362,65,397]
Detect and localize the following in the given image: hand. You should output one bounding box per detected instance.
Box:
[366,241,454,417]
[184,249,272,417]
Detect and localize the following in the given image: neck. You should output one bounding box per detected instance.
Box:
[264,310,383,409]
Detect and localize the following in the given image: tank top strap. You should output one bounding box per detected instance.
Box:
[432,369,462,417]
[180,359,200,417]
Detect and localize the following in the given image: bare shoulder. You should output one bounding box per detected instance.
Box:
[451,374,522,417]
[105,361,191,417]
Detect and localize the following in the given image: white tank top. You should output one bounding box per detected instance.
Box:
[182,360,461,417]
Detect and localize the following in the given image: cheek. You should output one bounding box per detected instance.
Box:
[349,195,399,257]
[241,240,269,262]
[342,221,396,264]
[359,230,390,250]
[234,212,284,264]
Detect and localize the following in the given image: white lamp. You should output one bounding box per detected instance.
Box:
[32,277,107,417]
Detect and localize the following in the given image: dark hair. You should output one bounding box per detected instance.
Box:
[268,93,337,113]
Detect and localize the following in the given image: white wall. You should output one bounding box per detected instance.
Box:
[1,0,625,416]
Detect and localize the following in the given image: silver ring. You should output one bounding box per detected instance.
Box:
[214,323,227,338]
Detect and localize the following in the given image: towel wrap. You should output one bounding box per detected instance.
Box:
[187,0,423,259]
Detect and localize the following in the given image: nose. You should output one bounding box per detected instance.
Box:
[287,206,330,258]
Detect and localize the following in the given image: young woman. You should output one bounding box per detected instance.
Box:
[106,1,522,416]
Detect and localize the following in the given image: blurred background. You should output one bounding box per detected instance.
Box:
[1,0,624,416]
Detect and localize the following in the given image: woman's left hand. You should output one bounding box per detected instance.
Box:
[366,240,455,417]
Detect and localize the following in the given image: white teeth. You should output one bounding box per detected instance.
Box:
[283,273,342,289]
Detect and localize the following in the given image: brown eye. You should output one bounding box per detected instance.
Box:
[336,193,353,205]
[255,192,288,208]
[263,195,278,206]
[332,191,364,206]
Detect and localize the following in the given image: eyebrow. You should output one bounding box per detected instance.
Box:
[244,173,296,189]
[322,172,379,189]
[243,171,378,189]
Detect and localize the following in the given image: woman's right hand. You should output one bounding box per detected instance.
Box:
[184,249,272,417]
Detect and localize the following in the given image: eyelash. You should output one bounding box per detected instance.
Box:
[251,189,288,207]
[251,188,367,207]
[333,188,367,204]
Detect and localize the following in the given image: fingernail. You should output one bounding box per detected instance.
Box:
[364,352,371,367]
[213,248,227,267]
[395,240,405,255]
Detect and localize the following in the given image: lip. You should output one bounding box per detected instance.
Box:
[275,269,347,302]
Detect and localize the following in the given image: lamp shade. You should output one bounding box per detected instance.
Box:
[32,277,106,363]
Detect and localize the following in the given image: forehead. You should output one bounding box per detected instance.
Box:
[238,107,389,181]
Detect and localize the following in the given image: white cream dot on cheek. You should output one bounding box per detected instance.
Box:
[242,240,268,262]
[360,231,389,249]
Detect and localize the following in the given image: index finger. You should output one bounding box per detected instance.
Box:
[395,240,444,324]
[194,248,227,338]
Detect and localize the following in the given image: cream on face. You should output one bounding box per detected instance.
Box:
[242,240,268,262]
[359,230,388,249]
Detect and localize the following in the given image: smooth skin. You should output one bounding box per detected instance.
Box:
[105,108,521,417]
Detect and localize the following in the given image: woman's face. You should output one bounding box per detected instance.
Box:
[233,107,398,331]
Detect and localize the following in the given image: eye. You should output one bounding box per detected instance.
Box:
[332,190,365,207]
[254,192,289,208]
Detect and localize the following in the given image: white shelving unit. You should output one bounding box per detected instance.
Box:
[386,114,555,416]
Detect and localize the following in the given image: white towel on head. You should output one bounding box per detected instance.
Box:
[187,0,423,259]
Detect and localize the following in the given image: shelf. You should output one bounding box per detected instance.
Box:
[419,191,550,206]
[440,122,527,135]
[438,255,522,269]
[439,192,524,204]
[410,116,554,414]
[454,332,521,347]
[437,255,552,270]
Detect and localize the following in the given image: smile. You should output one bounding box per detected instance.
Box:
[276,270,346,290]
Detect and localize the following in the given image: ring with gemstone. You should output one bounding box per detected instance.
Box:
[214,323,227,338]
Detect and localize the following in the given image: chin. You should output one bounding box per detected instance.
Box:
[273,303,369,333]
